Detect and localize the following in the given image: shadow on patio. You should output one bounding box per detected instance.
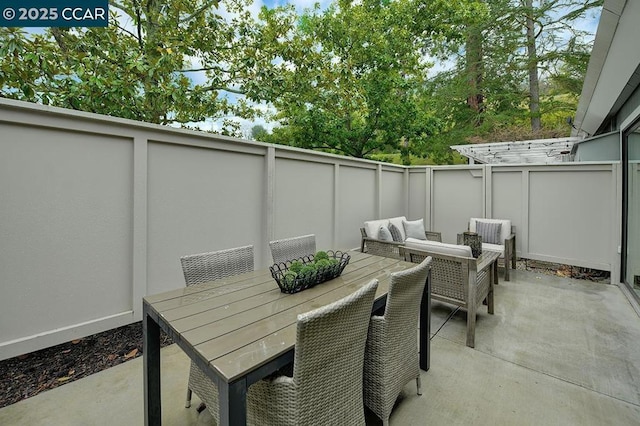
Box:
[1,268,639,425]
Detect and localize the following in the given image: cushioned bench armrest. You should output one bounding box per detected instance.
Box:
[360,227,367,253]
[425,231,442,242]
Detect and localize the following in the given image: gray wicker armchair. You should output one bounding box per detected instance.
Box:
[269,234,316,264]
[246,280,379,426]
[469,218,516,281]
[179,245,254,421]
[401,245,494,348]
[363,256,432,426]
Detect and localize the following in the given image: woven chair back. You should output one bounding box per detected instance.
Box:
[180,245,254,286]
[383,257,431,336]
[269,234,316,264]
[292,279,378,425]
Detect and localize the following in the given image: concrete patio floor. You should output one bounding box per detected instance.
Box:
[1,269,640,425]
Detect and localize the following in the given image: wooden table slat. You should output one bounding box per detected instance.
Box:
[476,250,501,271]
[150,272,272,311]
[160,279,275,322]
[169,286,288,333]
[193,260,409,376]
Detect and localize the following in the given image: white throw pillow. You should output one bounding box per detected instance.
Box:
[403,218,426,240]
[378,225,393,242]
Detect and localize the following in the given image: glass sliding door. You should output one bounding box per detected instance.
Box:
[623,126,640,300]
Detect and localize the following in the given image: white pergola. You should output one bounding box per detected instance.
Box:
[451,137,581,164]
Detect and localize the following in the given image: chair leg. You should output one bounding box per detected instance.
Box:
[185,388,192,408]
[416,374,422,395]
[383,418,390,426]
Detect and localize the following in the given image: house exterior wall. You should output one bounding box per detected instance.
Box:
[0,98,622,360]
[574,132,621,161]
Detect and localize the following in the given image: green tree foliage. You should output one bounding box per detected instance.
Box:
[254,0,449,158]
[250,124,268,140]
[421,0,601,157]
[0,0,601,164]
[0,0,288,132]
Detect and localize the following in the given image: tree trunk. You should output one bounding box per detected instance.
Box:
[525,0,541,132]
[143,0,164,124]
[466,19,484,125]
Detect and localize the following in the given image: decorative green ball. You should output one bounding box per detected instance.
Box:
[315,259,332,269]
[299,264,317,276]
[314,251,329,262]
[283,271,298,288]
[289,260,304,273]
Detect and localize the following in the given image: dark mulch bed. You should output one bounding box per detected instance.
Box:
[0,322,172,409]
[516,259,611,283]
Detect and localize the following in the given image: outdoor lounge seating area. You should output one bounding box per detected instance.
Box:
[2,267,639,425]
[361,216,516,281]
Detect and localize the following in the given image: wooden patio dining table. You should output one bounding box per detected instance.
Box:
[143,251,431,426]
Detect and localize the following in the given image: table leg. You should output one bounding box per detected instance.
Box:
[419,269,431,371]
[143,304,161,426]
[219,378,248,425]
[487,266,495,315]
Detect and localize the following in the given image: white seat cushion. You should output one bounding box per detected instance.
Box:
[405,238,473,258]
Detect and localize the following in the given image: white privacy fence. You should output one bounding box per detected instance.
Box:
[408,163,620,273]
[0,99,621,360]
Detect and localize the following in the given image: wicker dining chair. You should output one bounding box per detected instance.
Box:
[246,279,379,426]
[269,234,316,264]
[179,245,254,421]
[363,256,432,426]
